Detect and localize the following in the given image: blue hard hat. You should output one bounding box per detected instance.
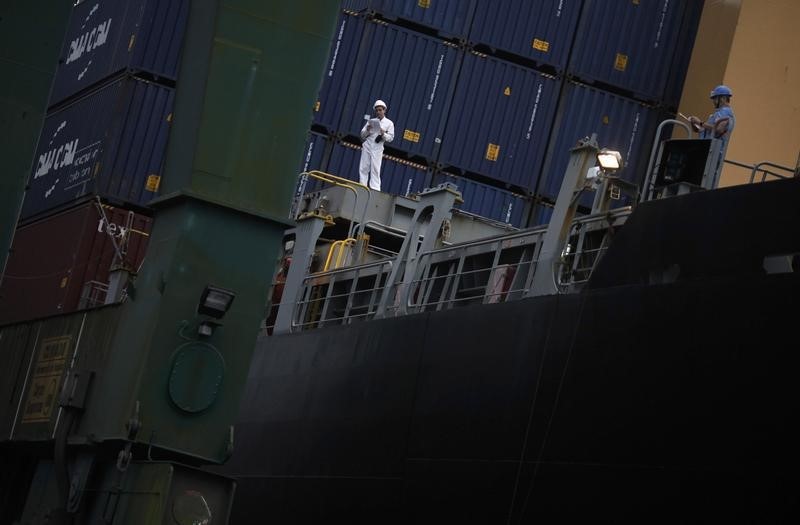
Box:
[710,85,733,98]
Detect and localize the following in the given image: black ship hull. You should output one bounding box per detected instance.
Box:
[223,179,800,522]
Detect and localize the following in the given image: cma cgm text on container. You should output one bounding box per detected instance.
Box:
[0,202,152,325]
[49,0,189,107]
[23,75,175,221]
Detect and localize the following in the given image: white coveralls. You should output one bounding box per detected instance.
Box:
[359,116,395,191]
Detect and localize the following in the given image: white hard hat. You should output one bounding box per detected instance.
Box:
[373,99,387,110]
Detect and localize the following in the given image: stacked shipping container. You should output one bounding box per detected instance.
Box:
[0,203,152,324]
[22,77,175,220]
[302,0,702,228]
[0,0,189,325]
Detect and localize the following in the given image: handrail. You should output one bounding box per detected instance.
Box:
[750,161,793,183]
[323,238,356,271]
[285,206,632,330]
[302,171,366,239]
[416,206,631,259]
[307,258,393,279]
[640,119,692,202]
[722,159,794,183]
[305,170,373,241]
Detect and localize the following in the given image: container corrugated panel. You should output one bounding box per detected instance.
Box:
[568,0,698,104]
[311,141,431,197]
[22,76,174,221]
[468,0,583,72]
[342,0,476,39]
[433,173,529,227]
[293,132,334,204]
[439,52,561,192]
[312,12,366,132]
[530,201,554,227]
[662,0,704,110]
[49,0,189,106]
[339,20,462,161]
[0,202,152,326]
[0,306,123,441]
[0,322,36,437]
[540,82,663,207]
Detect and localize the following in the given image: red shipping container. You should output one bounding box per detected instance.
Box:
[0,201,152,325]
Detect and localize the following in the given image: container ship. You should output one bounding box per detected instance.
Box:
[1,1,798,523]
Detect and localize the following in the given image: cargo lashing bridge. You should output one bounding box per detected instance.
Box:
[271,135,636,334]
[270,125,794,334]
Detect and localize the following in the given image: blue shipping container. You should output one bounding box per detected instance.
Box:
[49,0,189,106]
[23,76,174,220]
[469,0,583,72]
[568,0,699,104]
[433,173,529,227]
[540,82,663,208]
[439,52,561,192]
[324,141,431,197]
[339,20,462,161]
[293,132,333,201]
[530,201,554,227]
[313,12,366,132]
[342,0,476,40]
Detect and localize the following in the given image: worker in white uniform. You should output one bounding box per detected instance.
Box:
[359,99,394,191]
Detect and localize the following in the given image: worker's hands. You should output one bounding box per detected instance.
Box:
[688,116,703,132]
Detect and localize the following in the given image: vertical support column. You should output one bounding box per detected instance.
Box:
[527,137,598,297]
[702,138,724,190]
[375,184,461,318]
[105,267,132,305]
[273,212,331,334]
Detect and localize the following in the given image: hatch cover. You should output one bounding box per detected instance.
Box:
[168,342,225,413]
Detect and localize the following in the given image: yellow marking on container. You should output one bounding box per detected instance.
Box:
[22,336,72,424]
[166,113,173,123]
[128,34,136,52]
[418,0,431,8]
[485,143,500,162]
[532,39,550,53]
[314,101,321,112]
[146,174,161,192]
[60,277,68,288]
[503,87,512,96]
[602,116,610,125]
[614,53,628,72]
[403,129,421,143]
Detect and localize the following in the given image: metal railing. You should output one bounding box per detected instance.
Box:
[267,207,631,333]
[723,159,795,183]
[291,259,395,330]
[79,280,110,309]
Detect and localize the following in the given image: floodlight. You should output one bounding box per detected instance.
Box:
[198,285,236,319]
[597,149,623,172]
